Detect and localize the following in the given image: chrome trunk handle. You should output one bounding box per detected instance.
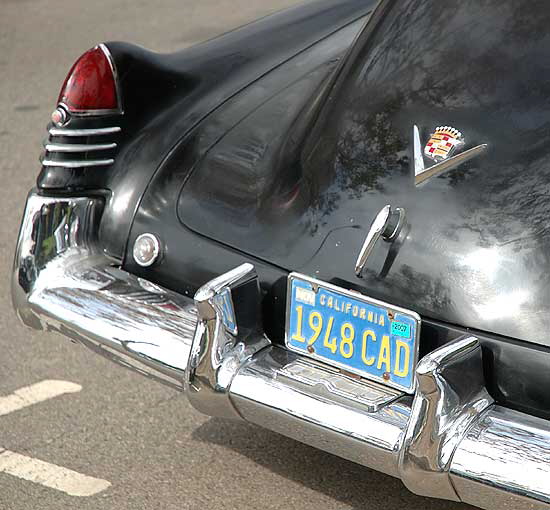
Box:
[355,205,405,278]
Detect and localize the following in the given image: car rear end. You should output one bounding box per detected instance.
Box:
[12,1,550,509]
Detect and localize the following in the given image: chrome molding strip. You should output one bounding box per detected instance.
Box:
[48,126,121,137]
[42,159,115,168]
[12,191,550,510]
[44,142,117,153]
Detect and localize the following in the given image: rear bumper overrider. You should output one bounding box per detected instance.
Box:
[12,192,550,510]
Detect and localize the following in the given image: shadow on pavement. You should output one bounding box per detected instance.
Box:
[192,417,474,510]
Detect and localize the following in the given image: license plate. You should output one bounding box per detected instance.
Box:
[285,273,420,393]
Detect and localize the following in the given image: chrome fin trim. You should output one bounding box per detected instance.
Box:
[41,159,115,168]
[44,142,117,152]
[48,126,121,136]
[44,125,120,169]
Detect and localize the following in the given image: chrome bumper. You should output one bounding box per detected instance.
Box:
[13,193,550,510]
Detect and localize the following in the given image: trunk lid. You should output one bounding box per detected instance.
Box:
[178,0,550,347]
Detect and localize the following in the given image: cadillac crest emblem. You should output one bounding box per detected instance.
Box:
[424,126,464,162]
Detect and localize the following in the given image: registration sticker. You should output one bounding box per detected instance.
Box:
[285,273,421,393]
[391,321,411,338]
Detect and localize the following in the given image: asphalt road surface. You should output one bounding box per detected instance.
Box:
[1,1,474,509]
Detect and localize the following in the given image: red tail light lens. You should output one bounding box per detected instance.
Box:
[58,45,120,113]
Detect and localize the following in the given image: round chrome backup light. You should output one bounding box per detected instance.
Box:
[133,233,161,267]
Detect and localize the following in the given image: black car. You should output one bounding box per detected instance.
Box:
[12,1,550,508]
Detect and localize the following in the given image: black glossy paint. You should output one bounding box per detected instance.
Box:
[38,0,374,261]
[37,0,550,418]
[124,0,550,418]
[176,0,550,349]
[126,8,372,293]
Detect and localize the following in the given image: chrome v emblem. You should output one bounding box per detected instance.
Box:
[413,125,488,186]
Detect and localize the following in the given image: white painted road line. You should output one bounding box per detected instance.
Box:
[0,380,82,417]
[0,449,111,497]
[0,379,110,496]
